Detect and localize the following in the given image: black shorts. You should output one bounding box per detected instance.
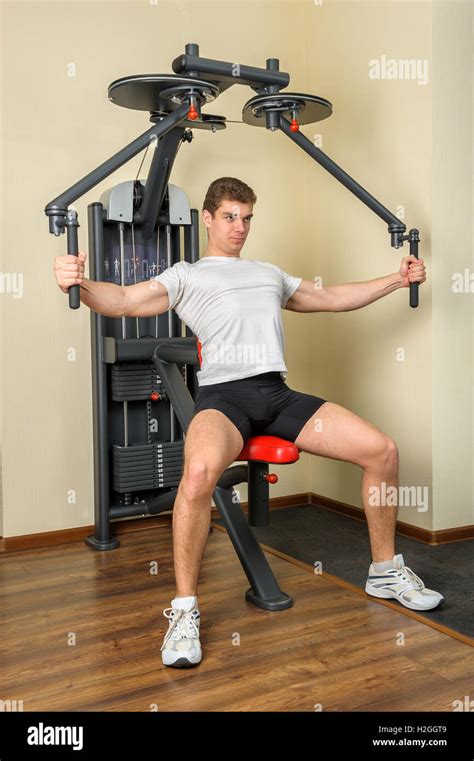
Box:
[193,371,327,445]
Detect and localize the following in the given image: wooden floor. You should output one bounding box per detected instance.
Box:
[1,520,473,712]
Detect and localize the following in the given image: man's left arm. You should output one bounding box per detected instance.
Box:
[285,255,426,313]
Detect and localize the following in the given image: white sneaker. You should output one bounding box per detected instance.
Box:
[365,553,444,611]
[161,599,202,668]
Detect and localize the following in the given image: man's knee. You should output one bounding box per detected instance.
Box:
[376,436,399,470]
[181,459,221,496]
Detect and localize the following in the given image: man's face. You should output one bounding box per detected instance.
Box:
[202,199,254,254]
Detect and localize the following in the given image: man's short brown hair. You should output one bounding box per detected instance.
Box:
[202,177,257,217]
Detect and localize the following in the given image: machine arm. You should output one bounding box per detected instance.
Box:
[44,101,191,309]
[278,114,420,307]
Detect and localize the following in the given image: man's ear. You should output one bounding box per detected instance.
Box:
[202,210,211,230]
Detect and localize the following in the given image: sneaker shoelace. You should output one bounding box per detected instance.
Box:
[395,565,425,591]
[161,608,200,650]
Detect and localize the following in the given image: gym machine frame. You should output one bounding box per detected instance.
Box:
[45,43,421,611]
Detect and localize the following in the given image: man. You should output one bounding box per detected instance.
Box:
[54,176,443,670]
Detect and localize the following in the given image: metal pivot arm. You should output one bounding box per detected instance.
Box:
[278,115,419,308]
[44,101,191,308]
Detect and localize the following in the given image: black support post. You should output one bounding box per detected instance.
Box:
[85,203,119,551]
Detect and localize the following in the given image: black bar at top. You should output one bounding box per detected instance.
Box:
[172,53,289,90]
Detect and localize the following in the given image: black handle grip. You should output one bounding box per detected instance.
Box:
[409,230,420,309]
[409,281,419,308]
[66,211,80,310]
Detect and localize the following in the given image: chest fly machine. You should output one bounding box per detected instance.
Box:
[45,43,420,611]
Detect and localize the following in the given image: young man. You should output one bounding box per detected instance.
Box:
[54,176,443,670]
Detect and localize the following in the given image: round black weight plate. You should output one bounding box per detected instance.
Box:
[108,74,219,112]
[242,92,332,127]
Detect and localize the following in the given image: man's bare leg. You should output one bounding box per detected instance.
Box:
[173,409,244,597]
[294,402,399,562]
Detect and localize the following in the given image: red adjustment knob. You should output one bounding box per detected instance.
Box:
[290,117,299,132]
[188,105,198,120]
[150,391,160,401]
[264,473,278,484]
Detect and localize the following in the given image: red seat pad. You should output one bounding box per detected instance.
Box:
[236,435,300,464]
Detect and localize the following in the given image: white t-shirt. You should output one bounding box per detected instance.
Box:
[154,256,302,386]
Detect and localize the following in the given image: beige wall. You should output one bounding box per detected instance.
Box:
[305,0,434,528]
[305,0,472,532]
[431,0,473,530]
[1,1,471,539]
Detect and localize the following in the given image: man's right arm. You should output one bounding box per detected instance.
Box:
[80,277,170,317]
[54,253,170,317]
[122,278,170,317]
